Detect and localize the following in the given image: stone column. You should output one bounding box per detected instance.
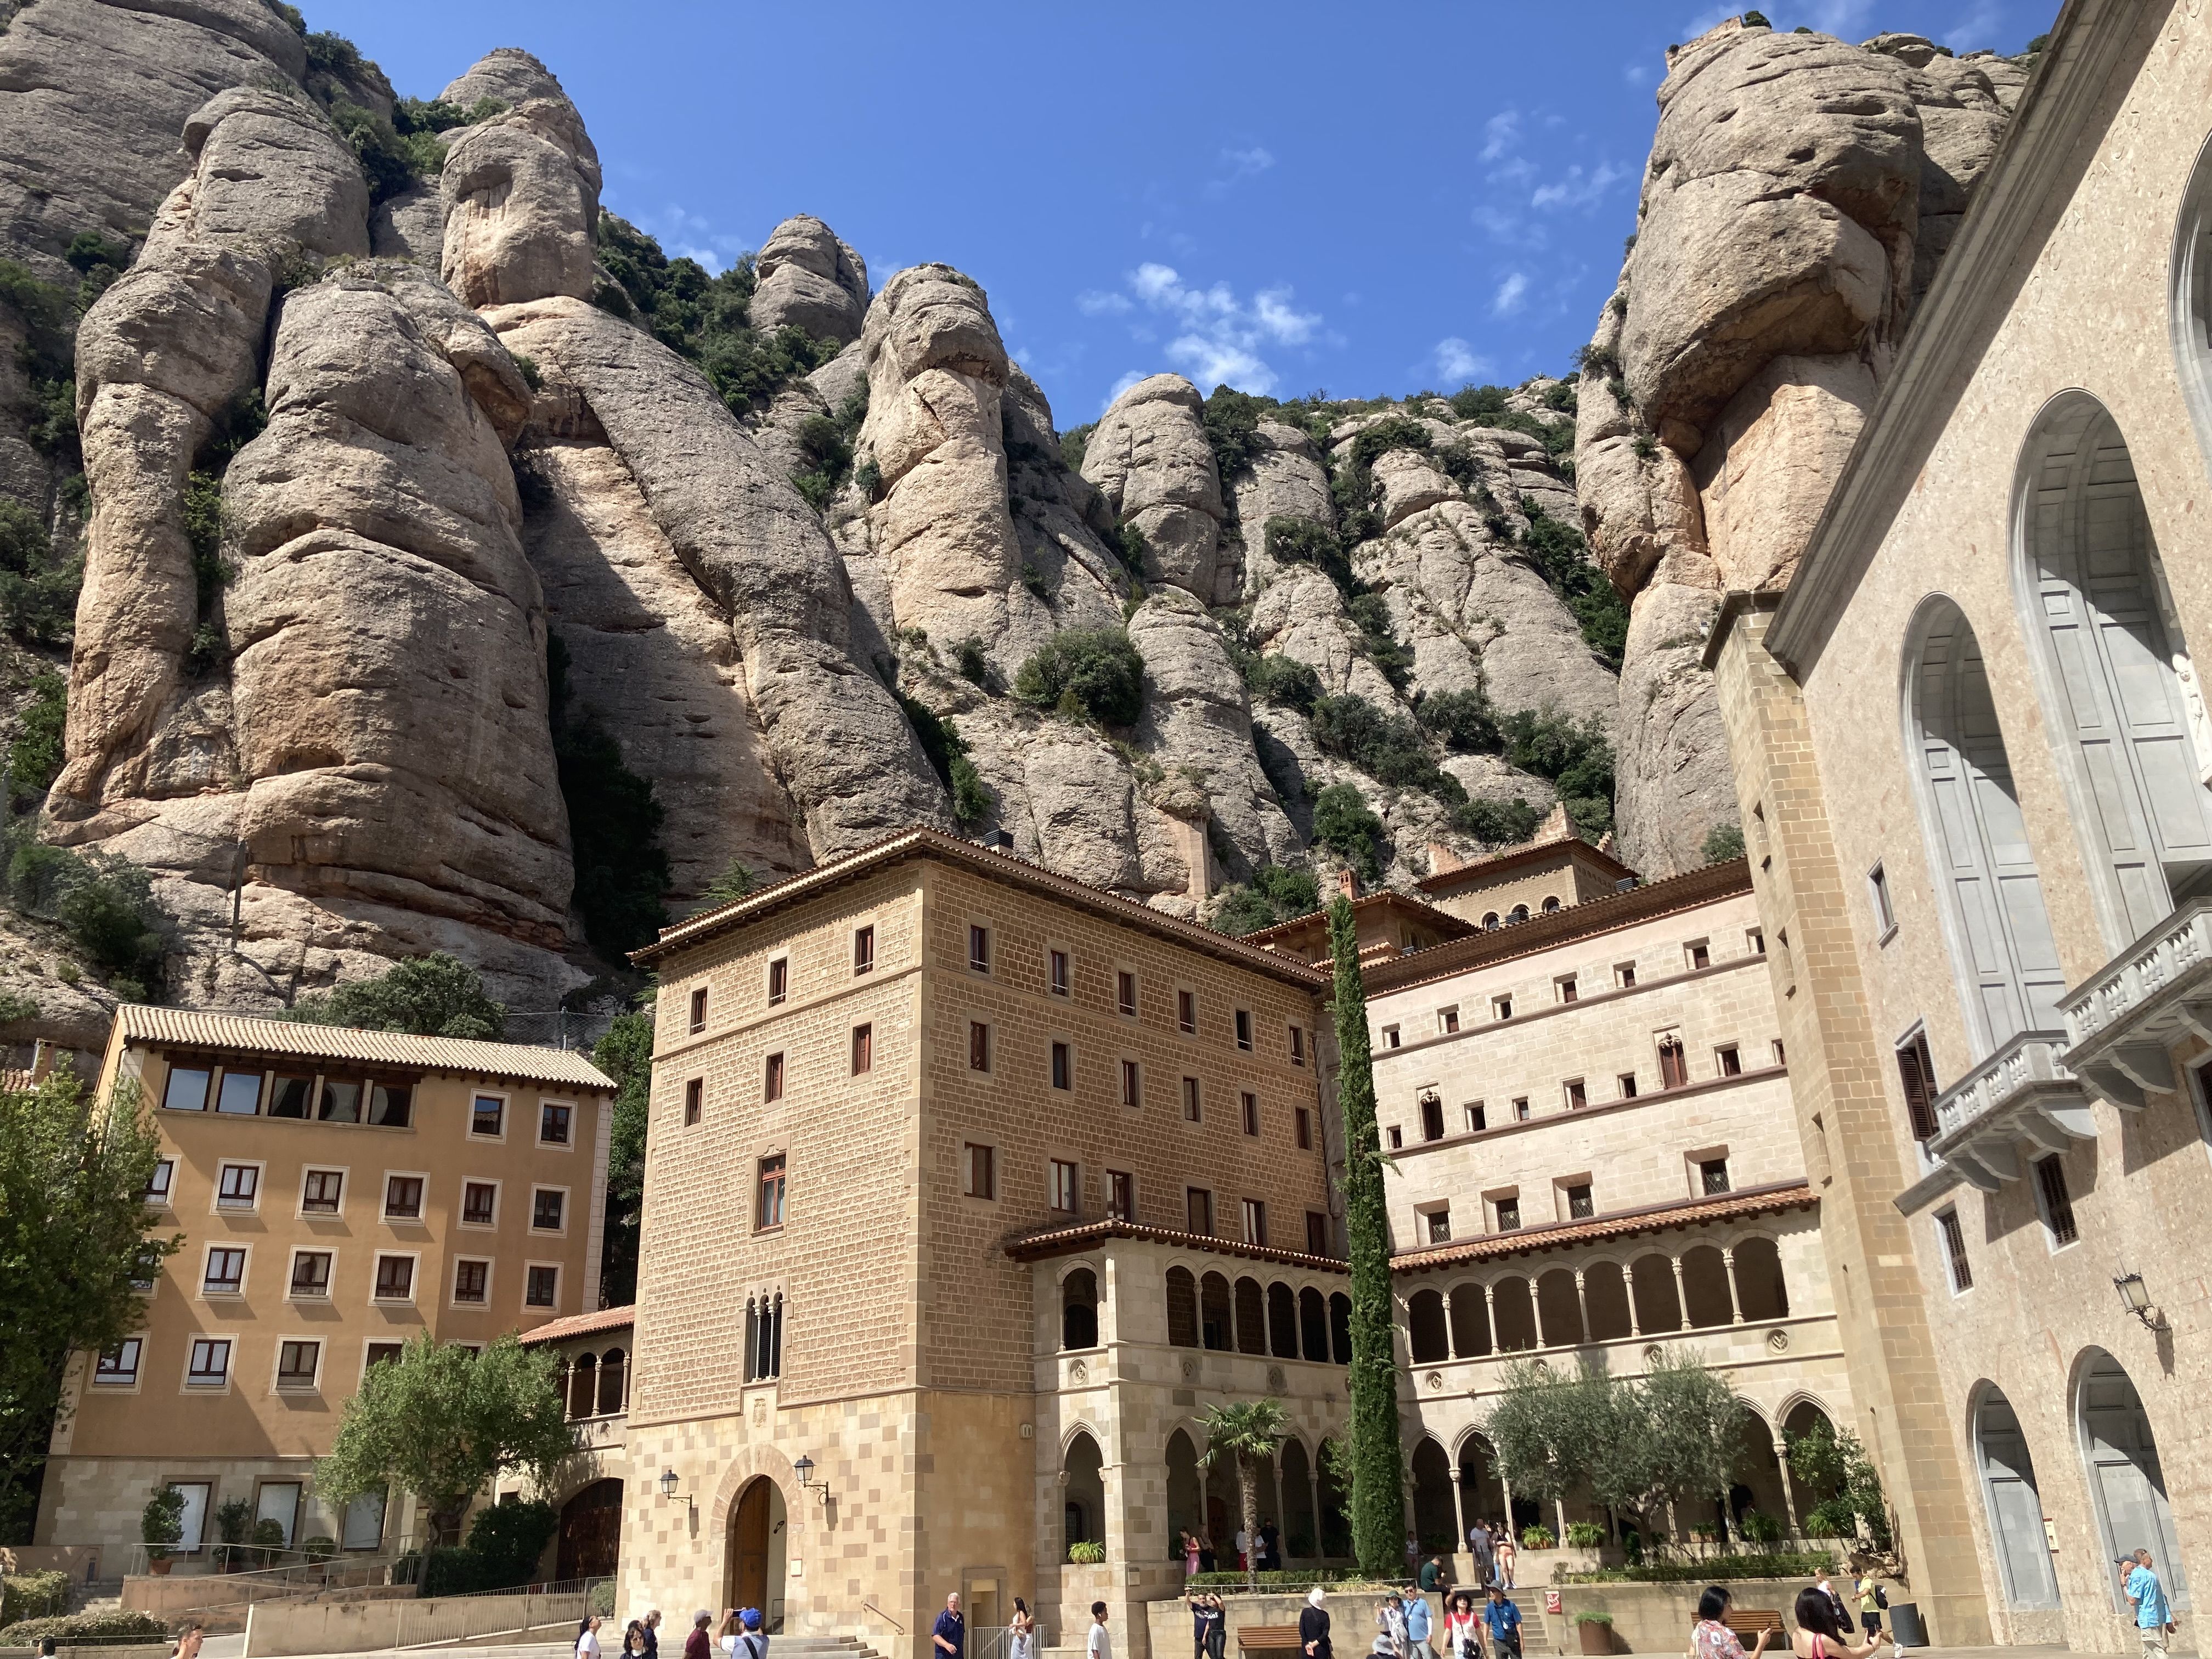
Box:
[1775,1439,1802,1537]
[1482,1284,1499,1353]
[1627,1274,1643,1339]
[1670,1256,1691,1330]
[1445,1291,1459,1361]
[1572,1269,1590,1343]
[1722,1249,1745,1323]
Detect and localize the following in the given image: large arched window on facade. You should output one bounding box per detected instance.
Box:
[2015,393,2212,948]
[1975,1385,2061,1611]
[1904,597,2066,1050]
[2078,1351,2191,1611]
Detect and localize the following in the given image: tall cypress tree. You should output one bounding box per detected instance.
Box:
[1328,894,1404,1575]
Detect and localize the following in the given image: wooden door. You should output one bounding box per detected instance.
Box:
[730,1480,771,1612]
[557,1480,623,1584]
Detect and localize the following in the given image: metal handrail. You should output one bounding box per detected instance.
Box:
[862,1600,906,1635]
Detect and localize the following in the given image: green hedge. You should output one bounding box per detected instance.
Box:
[1,1572,70,1627]
[1185,1567,1386,1589]
[0,1609,167,1644]
[1556,1550,1836,1585]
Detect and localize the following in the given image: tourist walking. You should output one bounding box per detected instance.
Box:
[644,1611,663,1659]
[1493,1528,1516,1592]
[1088,1603,1113,1659]
[1691,1587,1771,1659]
[1482,1588,1521,1659]
[1854,1576,1886,1652]
[1466,1520,1493,1588]
[578,1615,605,1659]
[685,1612,713,1659]
[933,1594,966,1659]
[1301,1589,1333,1659]
[2125,1550,2176,1657]
[1443,1592,1483,1659]
[1189,1590,1219,1659]
[1404,1586,1436,1659]
[1788,1588,1884,1659]
[1011,1599,1036,1659]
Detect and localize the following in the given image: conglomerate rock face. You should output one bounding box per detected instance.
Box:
[1573,19,2025,876]
[751,215,870,344]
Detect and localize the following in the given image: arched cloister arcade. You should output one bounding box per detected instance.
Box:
[1164,1265,1350,1364]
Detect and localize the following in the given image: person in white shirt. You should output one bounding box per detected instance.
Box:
[1088,1603,1113,1659]
[578,1616,605,1659]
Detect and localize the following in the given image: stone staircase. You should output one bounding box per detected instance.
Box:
[767,1640,887,1659]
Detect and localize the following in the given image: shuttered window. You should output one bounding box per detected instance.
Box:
[1897,1029,1940,1142]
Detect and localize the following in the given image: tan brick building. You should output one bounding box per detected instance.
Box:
[36,1007,614,1567]
[1700,3,2212,1649]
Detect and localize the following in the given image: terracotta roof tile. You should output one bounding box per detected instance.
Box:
[1003,1217,1347,1273]
[1391,1181,1814,1274]
[517,1304,636,1346]
[115,1006,614,1091]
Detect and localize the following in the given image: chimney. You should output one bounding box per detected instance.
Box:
[978,829,1015,853]
[1336,867,1361,900]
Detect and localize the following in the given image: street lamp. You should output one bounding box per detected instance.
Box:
[2113,1271,2168,1331]
[660,1468,680,1500]
[793,1454,830,1503]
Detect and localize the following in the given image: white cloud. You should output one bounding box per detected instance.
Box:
[1221,145,1276,180]
[1433,337,1489,381]
[1531,161,1627,211]
[1479,110,1520,163]
[1102,370,1147,412]
[1491,272,1530,317]
[1076,290,1133,316]
[1084,263,1327,396]
[1623,61,1654,85]
[1254,287,1320,345]
[1168,335,1271,389]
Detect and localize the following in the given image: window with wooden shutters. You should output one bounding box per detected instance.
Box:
[1897,1030,1940,1141]
[1658,1037,1688,1090]
[854,926,874,974]
[1937,1208,1973,1292]
[969,1022,990,1072]
[2033,1155,2078,1247]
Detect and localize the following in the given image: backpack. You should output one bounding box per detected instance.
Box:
[1875,1589,1889,1612]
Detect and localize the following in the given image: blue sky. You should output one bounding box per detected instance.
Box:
[311,0,2058,426]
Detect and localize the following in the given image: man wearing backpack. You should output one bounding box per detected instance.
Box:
[1853,1576,1892,1654]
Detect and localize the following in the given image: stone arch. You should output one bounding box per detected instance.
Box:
[1063,1266,1100,1350]
[1535,1268,1584,1346]
[1167,1266,1199,1348]
[2013,389,2212,951]
[1542,895,1561,913]
[1268,1281,1299,1359]
[595,1346,627,1416]
[1329,1291,1352,1363]
[1449,1282,1492,1356]
[1492,1277,1537,1351]
[1234,1276,1267,1355]
[1681,1244,1734,1328]
[1280,1435,1318,1560]
[1731,1235,1789,1322]
[1410,1437,1457,1553]
[566,1351,597,1419]
[2073,1347,2191,1610]
[1482,912,1500,929]
[1902,592,2066,1051]
[1973,1382,2062,1611]
[1582,1260,1633,1341]
[1200,1271,1233,1351]
[721,1473,788,1618]
[1456,1430,1503,1537]
[708,1449,801,1553]
[1509,904,1530,923]
[1408,1286,1449,1363]
[1631,1252,1683,1333]
[1063,1426,1106,1554]
[1166,1426,1203,1560]
[1299,1286,1329,1362]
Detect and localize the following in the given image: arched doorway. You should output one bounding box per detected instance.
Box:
[2078,1352,2190,1610]
[1064,1430,1105,1555]
[724,1477,788,1623]
[1976,1386,2060,1610]
[556,1479,622,1582]
[1166,1429,1203,1561]
[1411,1439,1457,1553]
[1280,1438,1317,1560]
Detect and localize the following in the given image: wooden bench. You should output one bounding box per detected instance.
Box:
[1723,1611,1785,1640]
[1238,1626,1308,1659]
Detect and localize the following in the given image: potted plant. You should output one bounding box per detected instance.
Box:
[1519,1525,1555,1550]
[213,1498,253,1571]
[1564,1523,1606,1548]
[301,1536,338,1569]
[1572,1612,1614,1656]
[142,1485,185,1575]
[1067,1540,1105,1565]
[249,1519,286,1570]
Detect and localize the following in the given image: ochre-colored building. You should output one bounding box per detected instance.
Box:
[36,1007,614,1566]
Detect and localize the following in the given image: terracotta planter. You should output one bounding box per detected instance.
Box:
[1576,1622,1612,1656]
[149,1558,174,1576]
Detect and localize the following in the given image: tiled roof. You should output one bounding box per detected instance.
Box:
[632,826,1330,988]
[1003,1216,1348,1273]
[115,1005,615,1091]
[1390,1181,1815,1274]
[517,1304,636,1346]
[1414,834,1635,898]
[1243,890,1475,952]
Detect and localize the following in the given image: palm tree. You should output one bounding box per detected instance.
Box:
[1200,1397,1290,1592]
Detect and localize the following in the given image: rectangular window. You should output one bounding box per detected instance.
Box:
[94,1339,142,1387]
[1177,989,1197,1034]
[1295,1106,1312,1149]
[1387,1125,1403,1149]
[1051,948,1070,997]
[276,1340,320,1390]
[269,1072,314,1119]
[216,1163,259,1210]
[1492,996,1513,1022]
[471,1094,503,1137]
[1437,1006,1459,1035]
[1420,1095,1444,1141]
[289,1251,332,1298]
[1686,940,1711,970]
[368,1080,412,1128]
[1565,1183,1594,1220]
[1747,928,1765,955]
[532,1189,565,1231]
[764,1052,785,1102]
[1495,1197,1521,1232]
[757,1155,786,1230]
[1306,1211,1329,1256]
[1235,1008,1254,1050]
[162,1062,212,1113]
[216,1070,263,1115]
[1049,1159,1077,1213]
[301,1169,343,1214]
[539,1102,571,1146]
[852,1023,873,1074]
[373,1255,415,1301]
[204,1247,246,1296]
[1108,1170,1133,1221]
[1382,1025,1401,1048]
[318,1077,363,1124]
[1186,1188,1213,1236]
[364,1341,404,1370]
[461,1182,496,1226]
[525,1265,559,1308]
[1051,1041,1072,1091]
[1182,1076,1201,1122]
[854,925,876,974]
[1290,1024,1305,1065]
[1659,1040,1688,1090]
[684,1077,703,1126]
[1716,1044,1742,1077]
[1700,1158,1731,1196]
[969,1021,990,1071]
[969,924,990,974]
[688,985,708,1035]
[1897,1029,1939,1141]
[1615,962,1637,989]
[1120,1058,1141,1109]
[1425,1207,1451,1244]
[963,1142,996,1200]
[1558,976,1578,1004]
[1465,1101,1486,1133]
[186,1338,232,1389]
[1118,971,1137,1017]
[1564,1079,1588,1110]
[1937,1207,1973,1293]
[1618,1072,1639,1099]
[1241,1091,1259,1137]
[768,957,788,1006]
[1511,1097,1530,1122]
[1773,1039,1788,1066]
[452,1259,490,1304]
[1869,862,1895,934]
[145,1158,176,1206]
[1242,1198,1267,1246]
[2034,1155,2078,1248]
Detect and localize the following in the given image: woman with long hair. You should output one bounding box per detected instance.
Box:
[1790,1588,1885,1659]
[1009,1599,1036,1659]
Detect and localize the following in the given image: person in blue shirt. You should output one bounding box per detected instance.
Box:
[2124,1551,2175,1656]
[933,1594,966,1659]
[1403,1590,1435,1659]
[1482,1588,1521,1659]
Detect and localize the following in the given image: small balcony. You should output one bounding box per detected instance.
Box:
[2059,897,2212,1109]
[1925,1031,2098,1192]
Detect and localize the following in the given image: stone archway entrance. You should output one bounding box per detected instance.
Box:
[724,1477,789,1623]
[557,1479,623,1583]
[2079,1352,2189,1611]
